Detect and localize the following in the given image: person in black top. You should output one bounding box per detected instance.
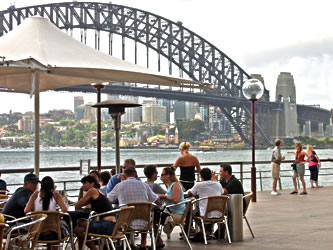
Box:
[219,163,244,195]
[74,175,115,250]
[2,173,40,219]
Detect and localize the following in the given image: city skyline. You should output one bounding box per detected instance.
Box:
[0,0,332,113]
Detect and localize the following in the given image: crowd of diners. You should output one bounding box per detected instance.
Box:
[1,142,244,250]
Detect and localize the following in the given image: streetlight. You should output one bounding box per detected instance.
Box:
[242,79,264,202]
[92,99,141,174]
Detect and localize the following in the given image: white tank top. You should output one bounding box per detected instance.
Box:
[34,192,57,211]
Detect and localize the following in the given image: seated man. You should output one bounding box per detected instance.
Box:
[219,163,244,195]
[143,164,166,195]
[106,159,140,193]
[107,166,160,249]
[2,173,40,219]
[187,168,224,236]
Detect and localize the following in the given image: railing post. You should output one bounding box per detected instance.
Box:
[240,163,243,185]
[259,171,263,191]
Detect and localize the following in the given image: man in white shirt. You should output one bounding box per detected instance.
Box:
[187,168,224,236]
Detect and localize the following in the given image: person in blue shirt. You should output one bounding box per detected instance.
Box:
[106,159,141,193]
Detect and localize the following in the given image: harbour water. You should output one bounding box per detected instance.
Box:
[1,148,332,192]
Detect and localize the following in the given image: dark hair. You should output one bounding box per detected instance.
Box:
[124,159,136,167]
[40,176,54,210]
[100,171,111,186]
[89,170,101,181]
[200,168,212,181]
[124,166,137,177]
[81,175,100,189]
[144,165,157,179]
[275,139,281,146]
[110,168,116,176]
[220,163,232,175]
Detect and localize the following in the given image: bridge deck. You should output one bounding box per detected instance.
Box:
[149,186,333,250]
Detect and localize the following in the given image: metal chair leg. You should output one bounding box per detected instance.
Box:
[224,219,231,244]
[179,225,192,250]
[244,216,255,238]
[151,229,156,250]
[108,238,116,250]
[200,219,207,245]
[124,236,132,250]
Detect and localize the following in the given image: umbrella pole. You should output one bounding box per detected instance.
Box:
[33,73,40,177]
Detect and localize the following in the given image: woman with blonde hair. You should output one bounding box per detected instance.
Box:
[287,142,308,195]
[173,142,201,191]
[306,145,322,188]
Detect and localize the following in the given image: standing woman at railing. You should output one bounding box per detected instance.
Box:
[287,142,308,195]
[173,142,201,191]
[306,144,322,188]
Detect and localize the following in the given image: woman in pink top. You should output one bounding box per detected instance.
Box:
[306,145,322,188]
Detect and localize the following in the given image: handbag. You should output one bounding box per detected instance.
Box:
[291,162,297,171]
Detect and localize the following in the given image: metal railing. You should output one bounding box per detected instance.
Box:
[3,159,333,196]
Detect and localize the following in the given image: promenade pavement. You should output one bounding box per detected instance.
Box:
[153,186,333,250]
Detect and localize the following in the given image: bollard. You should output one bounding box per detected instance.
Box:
[227,194,243,241]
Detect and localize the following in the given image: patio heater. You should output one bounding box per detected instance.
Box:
[92,99,141,174]
[242,79,264,202]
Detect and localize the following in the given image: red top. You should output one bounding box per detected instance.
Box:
[295,150,305,163]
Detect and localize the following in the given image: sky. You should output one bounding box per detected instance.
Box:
[0,0,332,113]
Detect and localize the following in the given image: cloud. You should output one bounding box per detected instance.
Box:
[243,37,333,66]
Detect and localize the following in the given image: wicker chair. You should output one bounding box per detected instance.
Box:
[156,198,195,250]
[191,195,231,245]
[0,214,8,250]
[5,213,47,250]
[83,206,135,250]
[126,202,157,250]
[30,210,74,249]
[243,192,255,238]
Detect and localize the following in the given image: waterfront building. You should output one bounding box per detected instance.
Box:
[74,96,84,120]
[75,104,85,121]
[142,104,167,124]
[17,115,34,132]
[84,103,97,123]
[157,99,172,122]
[174,101,186,121]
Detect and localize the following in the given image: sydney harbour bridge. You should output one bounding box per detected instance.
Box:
[0,2,330,145]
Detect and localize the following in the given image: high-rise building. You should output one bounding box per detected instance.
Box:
[74,96,84,120]
[174,101,186,121]
[122,96,141,123]
[84,103,97,123]
[17,115,34,132]
[142,104,166,124]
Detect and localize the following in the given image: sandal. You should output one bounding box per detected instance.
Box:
[299,191,308,195]
[290,191,298,194]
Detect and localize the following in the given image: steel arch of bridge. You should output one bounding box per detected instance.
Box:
[0,1,272,144]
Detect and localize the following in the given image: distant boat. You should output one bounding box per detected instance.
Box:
[198,145,216,152]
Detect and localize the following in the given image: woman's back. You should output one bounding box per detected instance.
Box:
[34,192,57,211]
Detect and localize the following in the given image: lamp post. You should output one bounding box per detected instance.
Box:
[92,99,141,174]
[242,79,264,202]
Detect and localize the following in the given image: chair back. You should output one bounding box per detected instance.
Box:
[0,195,8,200]
[243,192,253,216]
[174,197,195,225]
[111,206,135,239]
[203,195,229,220]
[0,214,7,250]
[31,211,61,240]
[0,200,7,213]
[126,202,155,231]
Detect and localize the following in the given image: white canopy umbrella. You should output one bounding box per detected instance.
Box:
[0,17,209,176]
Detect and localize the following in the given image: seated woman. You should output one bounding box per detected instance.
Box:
[74,175,115,250]
[24,176,68,249]
[158,167,186,234]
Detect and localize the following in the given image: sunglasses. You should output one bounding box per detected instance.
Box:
[161,173,167,177]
